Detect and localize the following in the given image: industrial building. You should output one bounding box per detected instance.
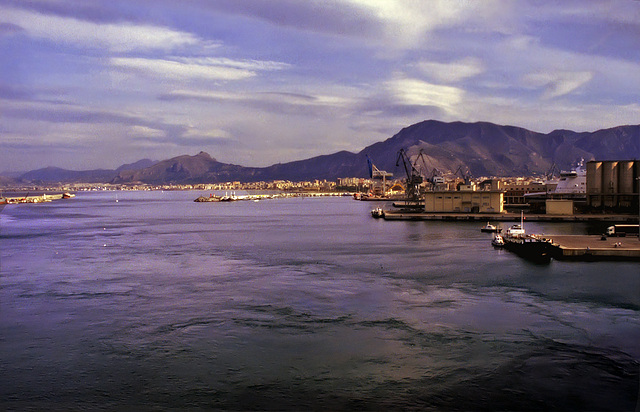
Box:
[423,190,504,213]
[586,160,639,212]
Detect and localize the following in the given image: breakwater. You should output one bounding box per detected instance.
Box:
[1,192,74,204]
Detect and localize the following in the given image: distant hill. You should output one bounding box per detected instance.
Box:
[112,152,255,184]
[358,120,639,177]
[116,159,158,172]
[0,175,16,186]
[12,159,159,184]
[12,120,640,184]
[113,121,639,184]
[18,166,119,183]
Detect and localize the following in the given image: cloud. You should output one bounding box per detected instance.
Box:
[178,127,235,146]
[522,71,594,99]
[1,6,204,52]
[129,125,166,139]
[385,76,463,113]
[194,0,505,49]
[161,89,354,114]
[416,57,485,83]
[110,57,257,81]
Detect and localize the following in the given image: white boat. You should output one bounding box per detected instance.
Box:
[505,224,525,237]
[491,234,505,247]
[505,212,525,237]
[481,222,501,233]
[371,207,385,218]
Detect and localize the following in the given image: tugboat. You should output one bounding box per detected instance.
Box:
[491,234,505,247]
[371,207,385,218]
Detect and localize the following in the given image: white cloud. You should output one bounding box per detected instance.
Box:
[417,57,485,83]
[386,76,463,112]
[129,125,165,139]
[183,127,232,140]
[341,0,509,48]
[178,57,290,72]
[111,57,257,81]
[165,89,354,108]
[522,71,594,99]
[1,7,204,52]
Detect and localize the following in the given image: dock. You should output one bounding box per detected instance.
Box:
[1,193,74,204]
[548,235,640,261]
[382,211,639,223]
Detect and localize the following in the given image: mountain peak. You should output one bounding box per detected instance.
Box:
[196,151,215,161]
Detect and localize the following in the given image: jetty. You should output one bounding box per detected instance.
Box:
[1,193,74,204]
[548,235,640,261]
[381,211,638,223]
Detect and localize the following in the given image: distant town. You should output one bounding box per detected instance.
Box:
[2,159,639,219]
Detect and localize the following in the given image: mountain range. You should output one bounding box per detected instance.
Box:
[7,120,640,184]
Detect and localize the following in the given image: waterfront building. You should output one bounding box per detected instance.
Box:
[501,180,549,206]
[423,190,504,213]
[587,160,639,212]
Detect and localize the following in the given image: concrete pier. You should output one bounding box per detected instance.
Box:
[382,211,639,223]
[548,235,640,261]
[1,193,70,204]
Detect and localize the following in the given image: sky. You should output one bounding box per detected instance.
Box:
[1,0,639,172]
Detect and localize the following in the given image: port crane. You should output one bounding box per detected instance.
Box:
[409,149,444,188]
[454,166,473,187]
[428,168,445,185]
[546,163,559,180]
[395,149,426,209]
[366,155,393,196]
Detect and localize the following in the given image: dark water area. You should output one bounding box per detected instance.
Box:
[1,191,638,411]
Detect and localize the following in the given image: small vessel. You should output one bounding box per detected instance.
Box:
[502,234,553,263]
[194,195,221,202]
[504,212,525,237]
[505,224,525,237]
[500,212,553,263]
[481,222,501,233]
[491,234,505,247]
[371,207,385,218]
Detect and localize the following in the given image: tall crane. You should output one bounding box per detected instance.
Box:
[411,149,444,187]
[395,149,425,209]
[366,155,393,196]
[454,166,473,186]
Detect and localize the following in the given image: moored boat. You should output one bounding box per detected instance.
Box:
[491,234,505,247]
[502,234,553,263]
[371,207,385,218]
[481,222,501,233]
[505,224,525,237]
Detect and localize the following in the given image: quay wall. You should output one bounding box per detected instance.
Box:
[382,212,639,223]
[548,235,640,261]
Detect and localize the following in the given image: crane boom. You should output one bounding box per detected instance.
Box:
[395,149,425,209]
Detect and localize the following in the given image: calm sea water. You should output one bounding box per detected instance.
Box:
[1,191,638,411]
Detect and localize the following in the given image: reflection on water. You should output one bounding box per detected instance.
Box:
[1,192,638,410]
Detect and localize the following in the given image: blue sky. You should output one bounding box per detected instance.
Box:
[1,0,639,172]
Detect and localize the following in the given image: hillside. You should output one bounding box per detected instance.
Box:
[12,120,640,184]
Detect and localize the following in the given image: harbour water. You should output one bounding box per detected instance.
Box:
[1,191,638,410]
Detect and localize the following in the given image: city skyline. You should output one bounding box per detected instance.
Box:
[1,0,639,172]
